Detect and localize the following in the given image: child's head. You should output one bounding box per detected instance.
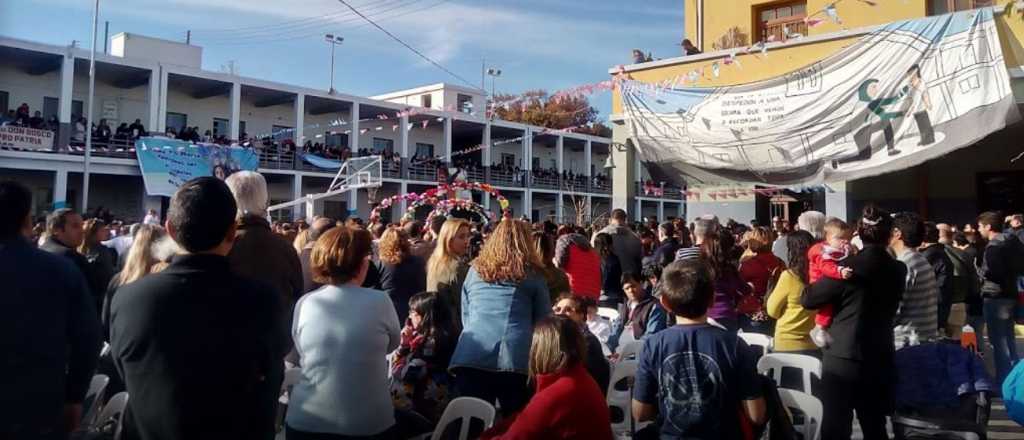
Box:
[659,258,715,319]
[621,272,645,303]
[408,291,453,335]
[823,218,851,248]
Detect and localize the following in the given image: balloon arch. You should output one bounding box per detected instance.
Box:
[369,181,511,225]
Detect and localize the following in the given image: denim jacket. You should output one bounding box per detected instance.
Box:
[449,267,551,375]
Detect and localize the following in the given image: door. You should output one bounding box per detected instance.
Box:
[43,97,59,121]
[166,112,187,134]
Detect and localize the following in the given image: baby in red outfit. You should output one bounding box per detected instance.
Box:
[808,218,854,348]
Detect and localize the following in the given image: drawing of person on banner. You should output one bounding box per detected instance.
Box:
[902,64,935,146]
[836,79,906,168]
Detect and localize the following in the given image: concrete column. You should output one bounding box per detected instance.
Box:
[635,199,643,222]
[294,93,305,145]
[399,115,410,158]
[58,54,74,149]
[229,82,241,141]
[482,123,492,166]
[556,136,564,173]
[147,67,160,134]
[399,181,409,212]
[522,128,531,172]
[584,140,593,182]
[292,174,304,221]
[825,181,849,221]
[53,169,68,210]
[157,68,169,133]
[658,201,665,222]
[348,102,360,152]
[483,191,491,210]
[611,127,636,213]
[443,117,452,165]
[348,189,358,218]
[556,194,565,223]
[523,192,532,220]
[678,202,685,219]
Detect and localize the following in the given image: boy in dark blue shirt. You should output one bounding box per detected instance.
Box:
[632,258,766,439]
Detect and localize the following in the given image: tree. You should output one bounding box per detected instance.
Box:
[490,89,607,135]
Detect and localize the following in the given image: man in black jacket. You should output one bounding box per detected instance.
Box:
[40,208,88,274]
[109,177,286,440]
[919,222,953,336]
[976,211,1023,387]
[0,181,101,440]
[802,206,906,440]
[648,221,680,268]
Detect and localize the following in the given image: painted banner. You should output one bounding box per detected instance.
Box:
[623,8,1019,186]
[0,125,54,150]
[135,137,259,196]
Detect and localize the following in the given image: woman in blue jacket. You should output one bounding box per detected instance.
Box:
[450,219,551,416]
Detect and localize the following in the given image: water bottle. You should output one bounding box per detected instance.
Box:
[961,324,977,354]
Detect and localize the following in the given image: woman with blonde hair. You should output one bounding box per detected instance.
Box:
[292,228,310,255]
[450,219,551,416]
[426,218,473,317]
[377,227,426,323]
[102,224,176,338]
[480,316,612,439]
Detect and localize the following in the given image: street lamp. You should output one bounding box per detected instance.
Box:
[486,67,501,100]
[325,34,344,94]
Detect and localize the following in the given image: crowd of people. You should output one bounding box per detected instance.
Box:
[0,103,150,150]
[3,170,1023,439]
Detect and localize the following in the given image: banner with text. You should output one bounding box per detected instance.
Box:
[0,126,54,150]
[136,137,259,197]
[623,8,1018,186]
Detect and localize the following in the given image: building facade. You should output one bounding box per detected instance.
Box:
[611,0,1024,225]
[0,33,687,224]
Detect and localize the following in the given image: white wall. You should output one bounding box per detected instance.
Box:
[491,141,523,167]
[240,99,296,139]
[0,64,62,116]
[111,34,202,69]
[564,149,588,174]
[72,72,151,127]
[165,87,230,135]
[531,141,557,170]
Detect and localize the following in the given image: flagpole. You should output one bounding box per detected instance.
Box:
[83,0,99,213]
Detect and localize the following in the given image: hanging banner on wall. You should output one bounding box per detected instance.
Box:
[300,153,343,170]
[623,8,1018,186]
[0,126,54,150]
[135,137,259,196]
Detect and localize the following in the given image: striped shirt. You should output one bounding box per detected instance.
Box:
[894,249,939,348]
[675,246,702,261]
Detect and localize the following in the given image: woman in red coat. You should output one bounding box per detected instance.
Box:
[554,234,602,301]
[481,316,613,440]
[739,227,785,335]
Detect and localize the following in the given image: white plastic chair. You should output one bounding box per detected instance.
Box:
[94,391,129,440]
[423,397,496,440]
[737,331,773,356]
[607,359,638,436]
[757,353,821,395]
[597,307,620,323]
[777,389,823,440]
[81,374,110,426]
[617,340,641,360]
[276,367,303,432]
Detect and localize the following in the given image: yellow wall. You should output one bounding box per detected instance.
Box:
[620,1,1022,114]
[687,0,927,52]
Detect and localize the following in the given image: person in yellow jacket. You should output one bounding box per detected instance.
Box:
[765,230,819,355]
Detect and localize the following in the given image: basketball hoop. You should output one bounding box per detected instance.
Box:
[367,185,380,205]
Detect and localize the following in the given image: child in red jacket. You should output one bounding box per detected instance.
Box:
[808,218,854,348]
[481,316,612,440]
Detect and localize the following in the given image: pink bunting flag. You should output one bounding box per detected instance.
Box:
[709,192,718,200]
[392,124,398,132]
[359,128,368,134]
[377,114,388,120]
[805,17,825,27]
[422,120,429,129]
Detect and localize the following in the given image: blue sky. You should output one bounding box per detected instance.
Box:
[1,0,687,117]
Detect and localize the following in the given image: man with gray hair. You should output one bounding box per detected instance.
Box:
[797,211,827,240]
[675,218,718,261]
[225,171,303,347]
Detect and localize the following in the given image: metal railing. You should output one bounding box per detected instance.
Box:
[531,173,560,190]
[591,178,611,194]
[382,158,402,178]
[465,168,485,182]
[259,149,296,170]
[635,182,684,199]
[762,16,807,42]
[408,162,439,182]
[489,169,524,187]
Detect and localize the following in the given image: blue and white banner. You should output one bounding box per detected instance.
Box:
[623,8,1018,186]
[135,137,259,196]
[301,153,343,170]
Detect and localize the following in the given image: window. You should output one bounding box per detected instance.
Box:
[0,91,8,113]
[415,142,434,157]
[72,100,83,119]
[213,118,229,137]
[421,94,433,109]
[239,121,247,137]
[532,157,541,170]
[928,0,992,15]
[457,94,473,113]
[372,137,394,154]
[43,97,59,121]
[501,153,515,166]
[326,132,348,148]
[166,112,187,134]
[756,1,807,42]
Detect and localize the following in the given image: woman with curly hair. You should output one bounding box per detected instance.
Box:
[449,219,551,416]
[377,227,427,324]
